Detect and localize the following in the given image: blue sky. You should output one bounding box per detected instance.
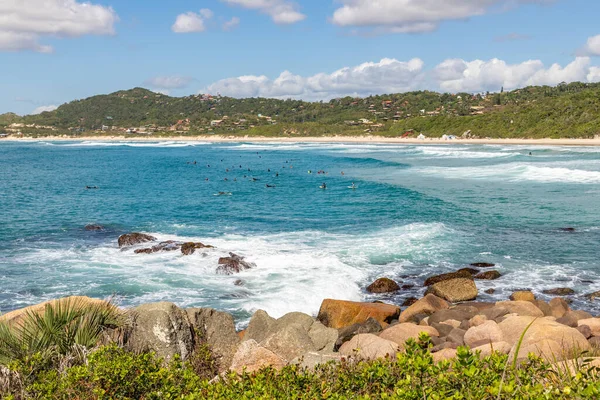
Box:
[3,0,600,115]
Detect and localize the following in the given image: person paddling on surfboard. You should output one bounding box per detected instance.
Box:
[350,182,357,189]
[320,183,327,189]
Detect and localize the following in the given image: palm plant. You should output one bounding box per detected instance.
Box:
[0,298,122,366]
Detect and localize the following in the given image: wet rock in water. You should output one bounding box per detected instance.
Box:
[474,271,502,280]
[118,232,157,247]
[458,268,480,276]
[559,227,576,232]
[366,278,401,293]
[217,253,255,275]
[485,288,496,294]
[234,279,244,286]
[85,224,104,231]
[425,278,478,303]
[181,242,215,256]
[401,297,419,307]
[134,248,154,254]
[470,262,495,268]
[509,291,535,302]
[401,284,415,290]
[542,288,576,296]
[317,299,400,329]
[424,270,472,286]
[334,317,382,351]
[134,241,181,254]
[585,291,600,301]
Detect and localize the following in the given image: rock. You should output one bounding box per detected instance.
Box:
[509,291,535,302]
[401,297,419,307]
[186,308,240,371]
[495,301,544,317]
[431,323,454,338]
[366,278,400,293]
[474,271,502,280]
[557,310,593,327]
[399,294,449,323]
[85,224,104,231]
[181,242,214,255]
[276,312,315,332]
[118,232,156,247]
[127,302,194,361]
[261,324,316,362]
[470,263,495,268]
[401,284,415,290]
[532,300,552,317]
[549,298,570,319]
[379,323,439,348]
[308,321,338,352]
[586,291,600,301]
[559,228,576,232]
[425,278,478,303]
[480,306,510,322]
[134,241,181,254]
[230,340,286,374]
[243,310,277,343]
[432,348,457,362]
[423,270,472,286]
[458,268,480,275]
[577,318,600,337]
[589,337,600,347]
[338,333,400,360]
[428,309,475,326]
[334,317,382,351]
[291,351,343,370]
[499,316,590,362]
[445,328,466,345]
[484,288,496,294]
[469,315,488,327]
[431,342,458,352]
[472,341,511,357]
[317,299,400,330]
[576,325,593,339]
[464,321,504,348]
[217,253,255,275]
[543,288,576,296]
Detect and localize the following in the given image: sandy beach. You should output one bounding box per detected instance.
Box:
[4,135,600,146]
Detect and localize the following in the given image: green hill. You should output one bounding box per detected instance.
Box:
[6,81,600,138]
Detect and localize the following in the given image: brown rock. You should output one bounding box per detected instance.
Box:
[379,323,439,348]
[549,298,570,319]
[586,290,600,301]
[589,337,600,347]
[432,348,457,362]
[260,324,316,362]
[428,309,475,326]
[366,278,401,293]
[509,291,535,302]
[317,299,400,330]
[181,242,214,255]
[230,340,286,374]
[338,333,400,360]
[425,278,478,303]
[474,271,501,280]
[557,310,593,327]
[217,253,255,275]
[424,270,472,286]
[401,297,418,307]
[576,325,593,339]
[446,328,466,345]
[484,288,496,294]
[457,268,480,275]
[399,294,449,323]
[472,341,511,356]
[308,321,338,352]
[577,318,600,337]
[495,301,544,317]
[480,306,510,322]
[118,232,156,247]
[334,317,382,351]
[85,224,104,231]
[464,321,504,347]
[244,310,277,343]
[543,288,576,296]
[134,241,181,254]
[470,263,495,268]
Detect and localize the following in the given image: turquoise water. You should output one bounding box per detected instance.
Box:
[1,140,600,323]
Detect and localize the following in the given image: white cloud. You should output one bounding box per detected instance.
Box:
[172,9,213,33]
[221,0,305,24]
[31,105,58,114]
[582,34,600,56]
[145,76,194,90]
[204,58,425,99]
[433,57,593,92]
[331,0,554,34]
[223,17,241,31]
[588,67,600,82]
[0,0,117,53]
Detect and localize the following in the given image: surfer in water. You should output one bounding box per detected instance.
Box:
[320,183,327,189]
[350,182,357,189]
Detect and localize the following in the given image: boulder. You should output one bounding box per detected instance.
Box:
[469,315,488,327]
[549,298,570,319]
[118,232,156,247]
[533,300,552,317]
[334,317,382,351]
[495,301,544,317]
[291,351,343,370]
[484,288,496,294]
[458,268,480,276]
[472,341,511,357]
[499,316,590,362]
[446,328,466,345]
[480,306,510,322]
[577,318,600,337]
[317,299,400,329]
[589,337,600,347]
[186,308,240,371]
[509,291,535,302]
[181,242,214,256]
[586,291,600,301]
[428,309,475,326]
[543,288,576,296]
[134,241,181,254]
[576,325,593,339]
[308,321,338,352]
[127,302,194,361]
[470,263,495,268]
[557,310,593,327]
[229,340,286,374]
[401,297,418,307]
[366,278,400,293]
[431,323,454,338]
[260,324,316,362]
[243,310,277,343]
[217,253,255,275]
[85,224,104,231]
[379,323,439,348]
[424,270,472,286]
[464,321,504,348]
[426,278,478,303]
[338,333,400,360]
[399,294,449,323]
[474,271,501,280]
[432,348,457,362]
[276,312,315,332]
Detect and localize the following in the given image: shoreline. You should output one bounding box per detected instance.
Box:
[3,135,600,146]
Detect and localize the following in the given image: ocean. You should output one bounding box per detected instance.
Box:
[1,140,600,325]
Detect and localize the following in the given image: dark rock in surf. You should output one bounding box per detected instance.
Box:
[586,291,600,301]
[542,288,576,296]
[470,262,495,268]
[217,253,255,275]
[181,242,215,256]
[85,224,105,231]
[559,228,576,232]
[401,297,419,307]
[134,241,181,254]
[485,288,496,294]
[366,278,401,293]
[118,233,157,247]
[424,270,472,287]
[458,268,480,276]
[474,271,502,280]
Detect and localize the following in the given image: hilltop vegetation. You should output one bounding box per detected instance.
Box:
[3,82,600,138]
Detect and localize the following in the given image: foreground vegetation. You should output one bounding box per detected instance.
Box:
[3,81,600,139]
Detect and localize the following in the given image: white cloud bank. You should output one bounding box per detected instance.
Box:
[203,56,600,99]
[0,0,118,53]
[582,34,600,56]
[331,0,554,34]
[172,9,214,33]
[221,0,305,24]
[32,105,58,114]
